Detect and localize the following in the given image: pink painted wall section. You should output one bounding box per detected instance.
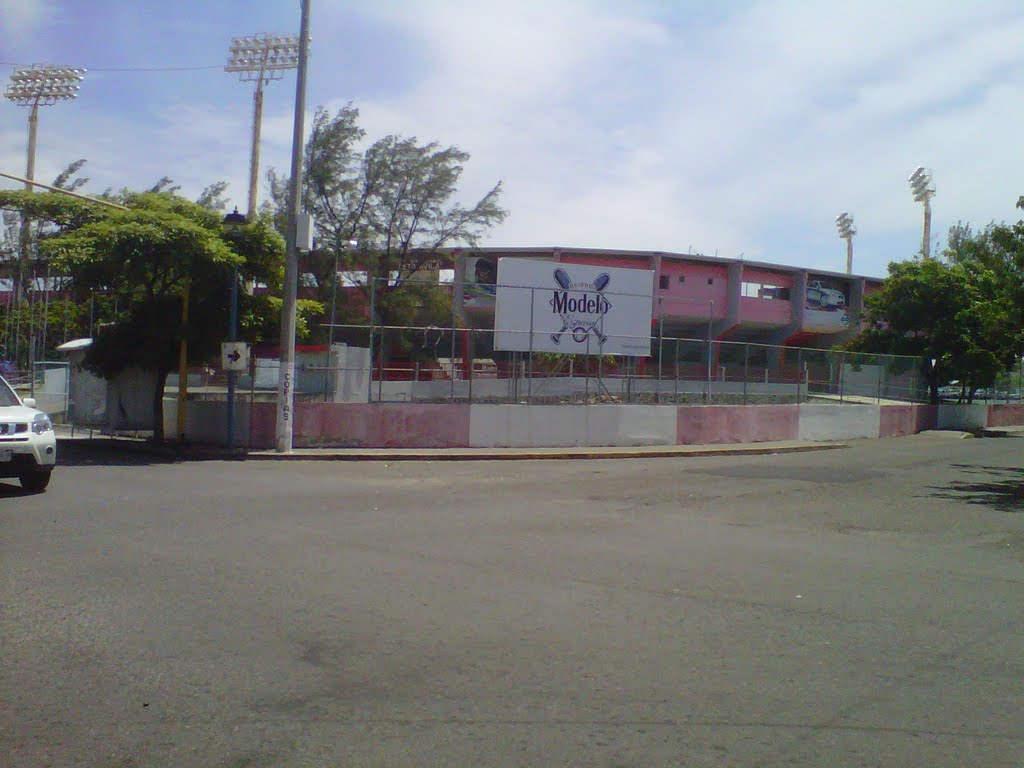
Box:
[248,402,276,449]
[739,296,792,325]
[879,405,937,437]
[246,402,470,448]
[987,404,1024,427]
[657,262,730,308]
[677,405,799,444]
[742,268,794,288]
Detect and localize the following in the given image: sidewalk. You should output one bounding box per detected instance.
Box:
[56,429,846,462]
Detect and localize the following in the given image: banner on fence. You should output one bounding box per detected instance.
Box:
[494,259,654,356]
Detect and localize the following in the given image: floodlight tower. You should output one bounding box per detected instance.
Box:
[225,33,300,220]
[908,166,935,259]
[4,64,86,300]
[835,212,856,274]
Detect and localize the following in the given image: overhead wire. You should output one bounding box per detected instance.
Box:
[0,62,223,72]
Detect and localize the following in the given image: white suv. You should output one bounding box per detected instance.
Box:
[0,375,56,492]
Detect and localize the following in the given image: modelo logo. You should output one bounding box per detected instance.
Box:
[550,268,611,345]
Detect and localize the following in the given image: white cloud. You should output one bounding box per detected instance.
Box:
[5,0,1024,279]
[0,0,53,37]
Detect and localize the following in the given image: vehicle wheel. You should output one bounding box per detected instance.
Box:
[19,469,51,492]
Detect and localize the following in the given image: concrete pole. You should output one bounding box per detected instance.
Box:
[247,77,265,221]
[922,199,932,259]
[17,103,39,306]
[845,235,854,275]
[275,0,311,453]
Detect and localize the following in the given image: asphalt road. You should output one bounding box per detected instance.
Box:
[2,435,1023,767]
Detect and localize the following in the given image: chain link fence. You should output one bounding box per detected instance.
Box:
[282,322,928,406]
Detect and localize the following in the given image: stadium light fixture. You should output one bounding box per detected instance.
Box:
[3,64,86,309]
[225,33,300,220]
[835,212,856,274]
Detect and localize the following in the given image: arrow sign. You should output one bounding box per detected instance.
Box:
[221,342,249,371]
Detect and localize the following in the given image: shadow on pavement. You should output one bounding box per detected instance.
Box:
[56,441,179,467]
[0,480,35,498]
[929,464,1024,513]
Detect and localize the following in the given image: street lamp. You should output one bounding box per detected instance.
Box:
[4,65,86,305]
[225,33,300,220]
[908,166,935,259]
[223,207,248,450]
[835,212,856,274]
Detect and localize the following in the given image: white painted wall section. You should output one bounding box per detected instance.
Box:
[469,404,676,448]
[937,404,988,430]
[798,404,880,441]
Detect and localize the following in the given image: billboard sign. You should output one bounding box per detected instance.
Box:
[494,259,654,356]
[804,277,850,332]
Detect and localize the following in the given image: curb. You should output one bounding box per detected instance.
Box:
[244,443,848,462]
[57,437,847,463]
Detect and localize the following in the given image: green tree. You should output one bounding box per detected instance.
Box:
[846,255,1017,403]
[267,104,507,338]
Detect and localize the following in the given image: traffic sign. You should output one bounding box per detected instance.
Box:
[221,342,249,371]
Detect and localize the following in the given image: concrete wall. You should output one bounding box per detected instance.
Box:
[678,405,799,444]
[798,404,880,441]
[469,404,677,448]
[199,400,1023,449]
[879,405,938,437]
[987,404,1024,427]
[248,402,470,449]
[937,403,989,431]
[164,399,249,446]
[107,368,160,430]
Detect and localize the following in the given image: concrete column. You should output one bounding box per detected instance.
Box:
[726,261,742,327]
[834,276,866,346]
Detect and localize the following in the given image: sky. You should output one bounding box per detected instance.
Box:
[3,0,1024,278]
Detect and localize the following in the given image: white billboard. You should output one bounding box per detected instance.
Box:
[494,259,654,356]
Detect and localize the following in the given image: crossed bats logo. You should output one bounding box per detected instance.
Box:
[550,268,611,345]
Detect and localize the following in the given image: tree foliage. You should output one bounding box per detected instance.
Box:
[266,103,507,336]
[847,208,1024,403]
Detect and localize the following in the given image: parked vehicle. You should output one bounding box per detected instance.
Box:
[0,375,56,492]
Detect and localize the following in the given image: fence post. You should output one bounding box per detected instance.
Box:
[673,337,679,403]
[877,361,883,404]
[585,332,591,400]
[377,325,385,403]
[743,343,749,405]
[657,302,664,404]
[450,304,457,403]
[367,277,376,403]
[527,288,534,404]
[796,348,802,404]
[839,352,845,404]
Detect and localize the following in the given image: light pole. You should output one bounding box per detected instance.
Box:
[223,207,248,450]
[4,64,85,377]
[225,33,300,221]
[276,0,311,453]
[908,167,935,259]
[835,212,856,274]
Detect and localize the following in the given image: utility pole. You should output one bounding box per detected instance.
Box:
[225,33,300,220]
[276,0,311,453]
